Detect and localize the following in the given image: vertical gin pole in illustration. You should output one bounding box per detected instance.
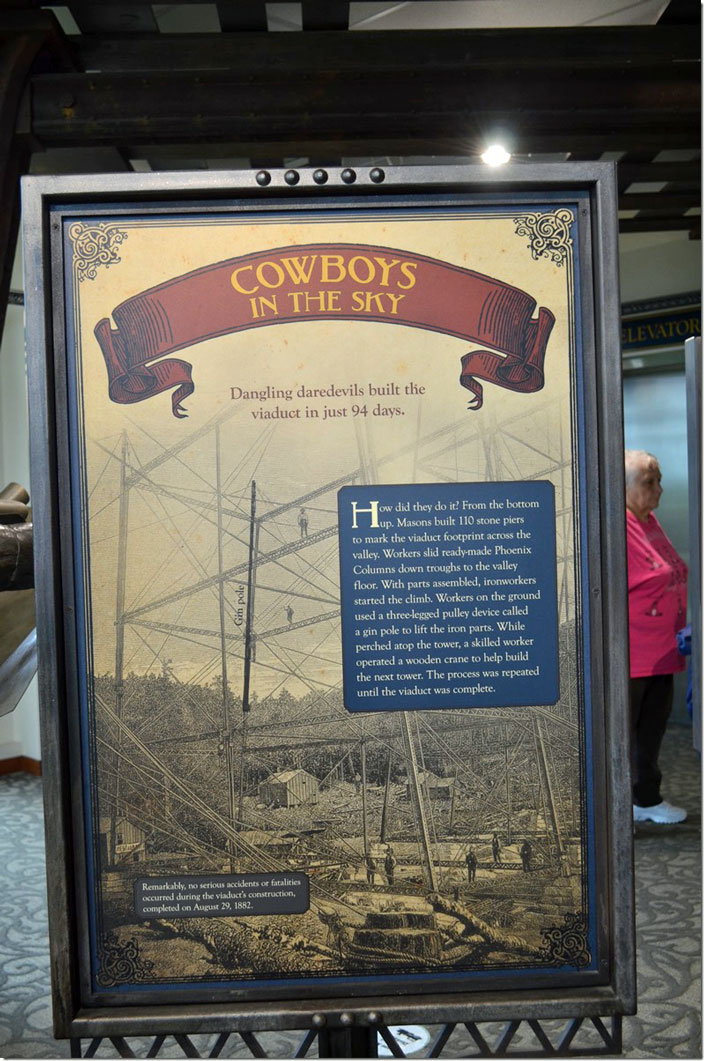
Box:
[338,482,559,712]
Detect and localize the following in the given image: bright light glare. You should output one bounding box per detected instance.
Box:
[481,144,511,166]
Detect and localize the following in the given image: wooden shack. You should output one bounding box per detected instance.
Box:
[98,816,147,863]
[409,770,456,801]
[258,768,319,808]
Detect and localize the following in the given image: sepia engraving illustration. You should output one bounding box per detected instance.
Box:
[65,204,597,996]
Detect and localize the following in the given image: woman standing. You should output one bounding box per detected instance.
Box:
[625,449,688,824]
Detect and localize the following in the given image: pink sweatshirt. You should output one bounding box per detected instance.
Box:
[626,510,688,678]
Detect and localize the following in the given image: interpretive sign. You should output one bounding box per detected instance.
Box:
[23,164,634,1037]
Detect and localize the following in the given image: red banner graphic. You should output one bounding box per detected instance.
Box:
[93,243,555,418]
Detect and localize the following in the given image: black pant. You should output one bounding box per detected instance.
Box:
[630,674,674,807]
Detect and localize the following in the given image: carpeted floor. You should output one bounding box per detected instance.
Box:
[0,725,700,1060]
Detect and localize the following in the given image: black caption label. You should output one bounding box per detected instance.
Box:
[134,872,309,919]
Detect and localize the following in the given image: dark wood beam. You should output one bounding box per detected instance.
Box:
[215,2,267,32]
[619,217,700,234]
[69,26,701,73]
[658,0,701,24]
[15,17,696,237]
[28,67,699,155]
[618,160,700,186]
[619,192,701,212]
[45,27,696,166]
[301,2,349,30]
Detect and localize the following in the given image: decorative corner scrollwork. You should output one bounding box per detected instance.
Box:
[538,911,591,968]
[514,209,574,266]
[68,222,128,282]
[96,932,155,986]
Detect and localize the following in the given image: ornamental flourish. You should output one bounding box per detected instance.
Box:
[69,222,128,282]
[514,209,574,266]
[538,911,592,968]
[96,933,155,986]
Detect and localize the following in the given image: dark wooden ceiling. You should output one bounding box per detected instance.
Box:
[4,0,702,238]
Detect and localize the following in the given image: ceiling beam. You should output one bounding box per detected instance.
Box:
[68,26,700,73]
[14,19,698,237]
[215,2,267,32]
[658,0,701,24]
[301,2,349,31]
[28,68,699,154]
[619,192,700,212]
[45,27,696,164]
[619,217,700,234]
[618,160,700,186]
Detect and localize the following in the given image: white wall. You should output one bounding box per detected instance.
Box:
[619,230,701,303]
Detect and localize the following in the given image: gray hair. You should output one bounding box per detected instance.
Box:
[624,448,658,487]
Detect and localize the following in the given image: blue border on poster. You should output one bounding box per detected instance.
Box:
[570,203,599,973]
[60,210,102,988]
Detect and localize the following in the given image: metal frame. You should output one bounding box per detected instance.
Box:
[685,336,702,750]
[22,162,634,1044]
[68,1014,624,1058]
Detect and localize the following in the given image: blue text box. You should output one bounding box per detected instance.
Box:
[338,482,559,712]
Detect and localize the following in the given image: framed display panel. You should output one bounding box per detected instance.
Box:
[22,163,634,1040]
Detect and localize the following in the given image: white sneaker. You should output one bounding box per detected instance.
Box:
[633,800,687,824]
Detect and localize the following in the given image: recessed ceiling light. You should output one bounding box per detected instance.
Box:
[481,144,512,167]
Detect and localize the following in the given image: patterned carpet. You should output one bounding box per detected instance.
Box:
[0,725,700,1060]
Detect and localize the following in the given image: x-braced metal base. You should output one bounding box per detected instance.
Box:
[70,1014,623,1058]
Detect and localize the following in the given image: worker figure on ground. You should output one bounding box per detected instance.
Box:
[365,853,376,886]
[520,838,533,872]
[286,604,294,625]
[465,846,477,883]
[384,846,396,886]
[298,507,308,538]
[491,832,502,866]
